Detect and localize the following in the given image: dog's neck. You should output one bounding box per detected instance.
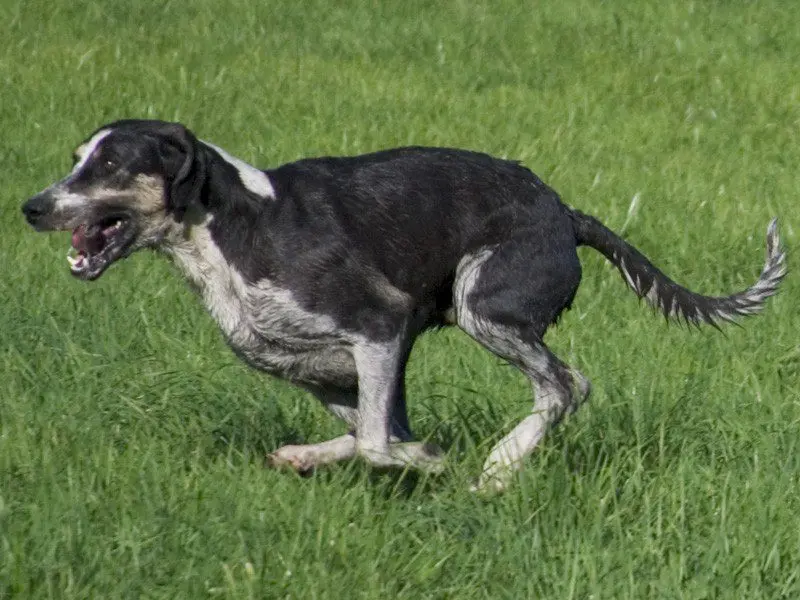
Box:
[158,143,281,337]
[165,211,250,338]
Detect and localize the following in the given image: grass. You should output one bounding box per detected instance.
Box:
[1,0,799,597]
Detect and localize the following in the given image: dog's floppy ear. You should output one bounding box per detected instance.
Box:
[156,122,206,221]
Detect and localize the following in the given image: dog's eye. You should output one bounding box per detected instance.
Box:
[104,159,117,170]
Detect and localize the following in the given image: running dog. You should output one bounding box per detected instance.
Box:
[22,120,786,491]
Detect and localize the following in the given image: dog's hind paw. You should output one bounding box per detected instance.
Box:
[469,475,509,495]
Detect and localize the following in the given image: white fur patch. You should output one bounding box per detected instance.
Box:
[618,258,638,293]
[168,214,249,337]
[201,141,275,199]
[73,129,112,173]
[247,280,338,341]
[453,248,549,370]
[644,280,659,305]
[352,337,400,450]
[50,187,90,209]
[453,248,494,336]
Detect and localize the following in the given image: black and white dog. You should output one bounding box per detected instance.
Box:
[22,120,786,491]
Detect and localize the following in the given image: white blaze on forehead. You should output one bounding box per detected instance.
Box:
[72,128,112,173]
[201,141,275,199]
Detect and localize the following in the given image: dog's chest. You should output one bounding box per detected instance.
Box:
[170,236,356,387]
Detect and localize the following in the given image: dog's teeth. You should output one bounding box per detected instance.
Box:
[67,249,87,271]
[115,220,122,228]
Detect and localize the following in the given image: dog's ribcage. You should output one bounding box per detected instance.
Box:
[169,221,357,388]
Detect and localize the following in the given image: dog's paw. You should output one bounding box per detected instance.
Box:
[267,445,315,474]
[470,462,513,495]
[469,477,508,495]
[391,442,446,475]
[357,441,447,474]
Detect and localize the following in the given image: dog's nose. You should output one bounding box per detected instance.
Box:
[22,193,53,225]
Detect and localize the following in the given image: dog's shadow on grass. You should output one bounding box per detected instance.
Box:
[317,461,446,499]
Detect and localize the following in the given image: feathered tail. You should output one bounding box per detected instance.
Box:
[571,210,786,327]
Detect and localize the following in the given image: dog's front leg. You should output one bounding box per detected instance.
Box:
[267,385,442,474]
[352,338,401,466]
[352,338,444,473]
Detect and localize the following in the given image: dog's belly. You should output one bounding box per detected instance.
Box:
[230,335,357,389]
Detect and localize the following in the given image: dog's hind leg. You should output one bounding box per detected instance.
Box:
[473,343,589,492]
[454,239,590,492]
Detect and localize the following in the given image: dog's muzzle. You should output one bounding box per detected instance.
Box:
[22,189,137,281]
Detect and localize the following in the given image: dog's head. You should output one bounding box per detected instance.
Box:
[22,120,206,280]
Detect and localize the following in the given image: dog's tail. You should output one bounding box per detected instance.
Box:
[570,209,786,327]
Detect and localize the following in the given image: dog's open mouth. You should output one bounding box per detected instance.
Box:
[67,217,135,280]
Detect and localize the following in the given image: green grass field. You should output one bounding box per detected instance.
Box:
[2,0,799,597]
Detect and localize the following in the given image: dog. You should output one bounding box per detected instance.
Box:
[22,120,786,491]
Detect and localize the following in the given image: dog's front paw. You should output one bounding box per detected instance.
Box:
[391,442,446,474]
[357,441,447,473]
[357,445,401,469]
[267,445,315,474]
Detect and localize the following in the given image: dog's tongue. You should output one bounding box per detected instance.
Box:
[71,224,105,254]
